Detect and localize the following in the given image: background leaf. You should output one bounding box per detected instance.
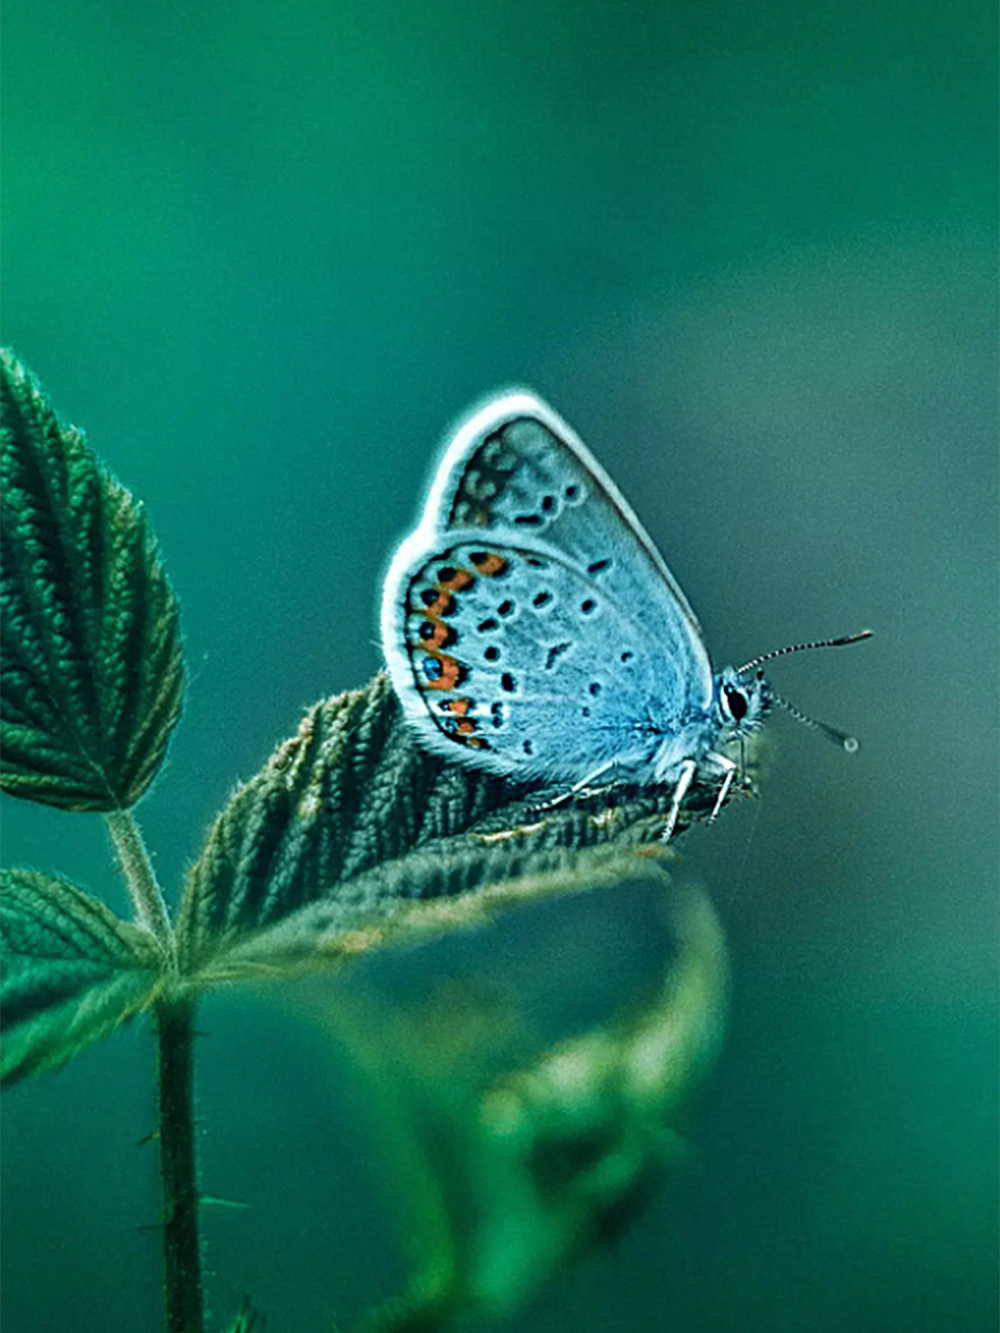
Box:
[0,348,185,810]
[304,874,727,1332]
[178,673,740,978]
[1,868,164,1084]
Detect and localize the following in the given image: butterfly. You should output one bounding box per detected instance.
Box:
[381,391,869,839]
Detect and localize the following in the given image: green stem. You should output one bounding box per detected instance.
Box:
[103,811,201,1329]
[104,807,174,958]
[156,999,205,1333]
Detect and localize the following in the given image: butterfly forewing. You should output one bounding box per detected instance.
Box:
[423,396,712,699]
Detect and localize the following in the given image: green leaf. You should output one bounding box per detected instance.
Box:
[320,875,728,1331]
[220,1300,264,1333]
[0,348,185,810]
[1,868,164,1084]
[178,673,732,979]
[186,841,672,984]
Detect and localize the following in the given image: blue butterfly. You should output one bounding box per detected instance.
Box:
[382,391,868,839]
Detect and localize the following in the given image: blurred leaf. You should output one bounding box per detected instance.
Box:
[0,348,185,810]
[1,868,165,1084]
[220,1297,265,1332]
[178,673,730,980]
[318,873,727,1332]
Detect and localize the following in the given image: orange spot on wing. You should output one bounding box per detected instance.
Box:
[424,654,463,690]
[440,568,474,593]
[442,697,472,716]
[472,552,508,577]
[423,620,453,648]
[425,591,456,618]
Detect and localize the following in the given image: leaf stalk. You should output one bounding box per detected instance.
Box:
[104,807,175,961]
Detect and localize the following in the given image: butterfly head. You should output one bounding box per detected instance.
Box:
[715,666,772,738]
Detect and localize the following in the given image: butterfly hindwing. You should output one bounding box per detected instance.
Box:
[387,537,707,781]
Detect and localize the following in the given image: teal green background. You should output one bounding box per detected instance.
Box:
[2,0,997,1330]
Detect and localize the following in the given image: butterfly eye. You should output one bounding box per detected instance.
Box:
[724,685,748,722]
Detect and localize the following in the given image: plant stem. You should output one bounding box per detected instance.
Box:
[104,811,201,1329]
[156,998,205,1333]
[104,807,174,958]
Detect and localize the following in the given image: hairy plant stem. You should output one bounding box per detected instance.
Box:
[156,998,205,1333]
[104,807,174,959]
[103,810,203,1331]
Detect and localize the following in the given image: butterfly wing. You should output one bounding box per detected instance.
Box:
[424,392,709,647]
[381,392,716,782]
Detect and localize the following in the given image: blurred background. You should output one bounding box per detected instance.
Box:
[2,1,997,1330]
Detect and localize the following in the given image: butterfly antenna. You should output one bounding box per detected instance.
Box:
[737,629,871,753]
[771,690,861,753]
[737,629,872,675]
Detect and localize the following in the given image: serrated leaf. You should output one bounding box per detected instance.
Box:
[178,673,733,979]
[1,868,165,1083]
[0,348,185,810]
[186,841,670,984]
[319,875,728,1331]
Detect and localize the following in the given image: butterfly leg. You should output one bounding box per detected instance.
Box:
[572,781,620,803]
[705,753,738,824]
[660,759,698,843]
[531,759,618,813]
